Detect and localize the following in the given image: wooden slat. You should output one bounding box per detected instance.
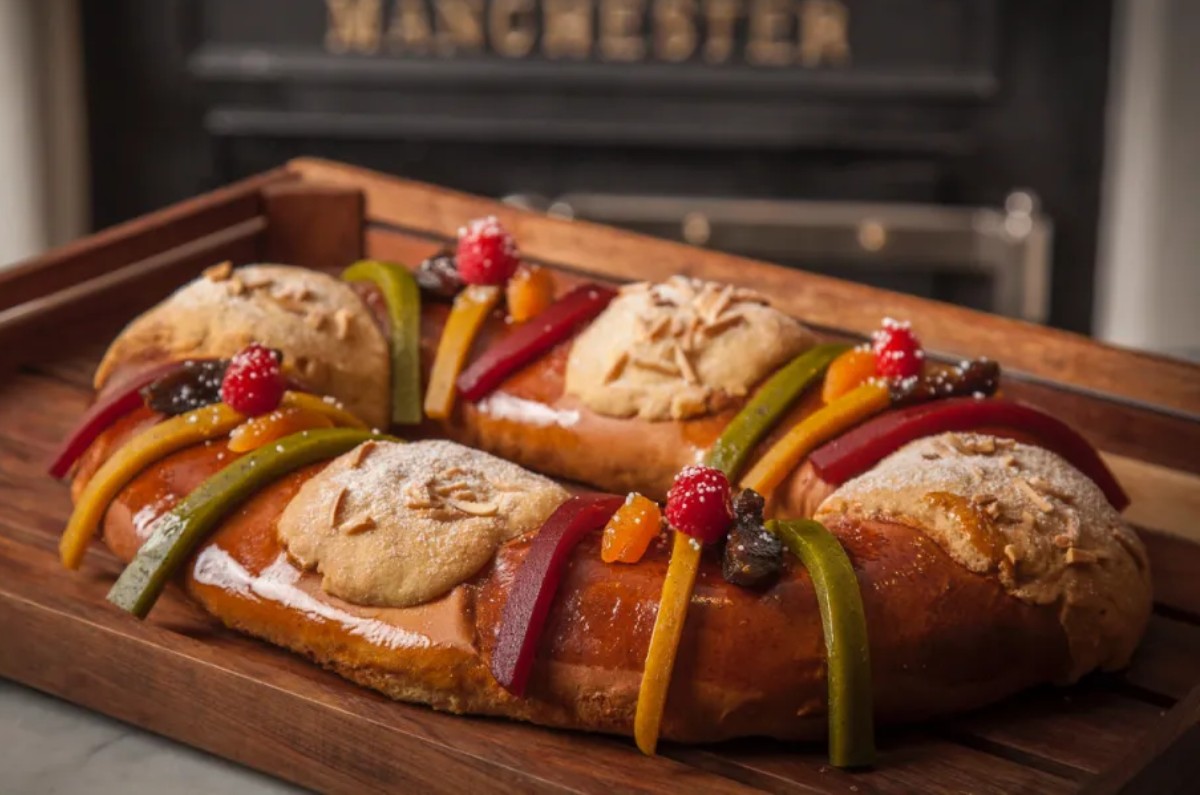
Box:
[23,341,110,391]
[0,435,75,544]
[1125,615,1200,700]
[0,371,90,454]
[1106,456,1200,541]
[0,168,292,312]
[364,225,445,266]
[291,157,1200,418]
[262,183,365,271]
[0,219,267,376]
[1083,685,1200,795]
[1142,532,1200,619]
[945,687,1166,776]
[669,734,1076,794]
[998,379,1200,477]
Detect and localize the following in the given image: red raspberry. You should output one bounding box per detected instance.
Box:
[455,216,520,285]
[871,318,924,380]
[665,465,733,544]
[220,343,285,416]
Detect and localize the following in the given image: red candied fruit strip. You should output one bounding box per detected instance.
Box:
[47,360,194,479]
[457,283,616,402]
[808,397,1130,511]
[490,493,625,696]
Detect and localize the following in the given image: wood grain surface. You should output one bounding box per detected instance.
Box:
[1,160,1198,793]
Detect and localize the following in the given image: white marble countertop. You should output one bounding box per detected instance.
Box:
[0,679,305,795]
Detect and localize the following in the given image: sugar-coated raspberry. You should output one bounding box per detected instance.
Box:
[665,465,733,544]
[871,318,924,380]
[220,343,285,416]
[455,216,520,286]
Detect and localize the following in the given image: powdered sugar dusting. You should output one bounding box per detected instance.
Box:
[276,440,568,608]
[477,392,580,428]
[567,275,814,421]
[816,432,1151,679]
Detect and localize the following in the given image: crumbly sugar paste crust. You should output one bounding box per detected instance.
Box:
[815,431,1152,679]
[276,439,569,608]
[564,276,814,421]
[94,263,391,428]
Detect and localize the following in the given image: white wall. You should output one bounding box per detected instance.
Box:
[0,0,88,270]
[1096,0,1200,360]
[0,1,48,266]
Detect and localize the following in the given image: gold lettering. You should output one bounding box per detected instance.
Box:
[799,0,850,66]
[702,0,740,64]
[435,0,485,55]
[387,0,433,53]
[747,0,792,66]
[325,0,382,54]
[653,0,696,62]
[543,0,593,60]
[490,0,537,57]
[599,0,645,62]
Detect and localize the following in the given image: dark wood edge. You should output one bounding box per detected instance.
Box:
[261,183,365,271]
[1083,685,1200,795]
[0,219,267,376]
[287,157,1200,418]
[0,168,295,312]
[1140,531,1200,621]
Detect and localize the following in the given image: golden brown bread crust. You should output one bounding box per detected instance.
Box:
[80,412,1072,742]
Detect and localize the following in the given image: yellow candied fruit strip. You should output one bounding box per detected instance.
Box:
[59,402,244,569]
[740,382,891,498]
[633,531,703,755]
[424,285,501,420]
[280,391,369,430]
[227,406,335,454]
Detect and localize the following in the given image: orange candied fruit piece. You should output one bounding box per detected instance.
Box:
[506,264,556,323]
[227,406,335,453]
[822,347,877,404]
[601,493,663,564]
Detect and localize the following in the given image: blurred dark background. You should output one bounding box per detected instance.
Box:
[78,0,1109,333]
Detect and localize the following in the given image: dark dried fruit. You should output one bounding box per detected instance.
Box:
[891,358,1000,407]
[415,249,464,300]
[722,488,783,588]
[141,359,229,416]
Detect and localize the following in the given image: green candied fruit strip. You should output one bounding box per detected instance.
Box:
[108,428,389,618]
[705,343,848,478]
[769,518,875,769]
[342,259,423,425]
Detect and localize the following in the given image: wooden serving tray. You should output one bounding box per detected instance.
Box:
[1,160,1198,794]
